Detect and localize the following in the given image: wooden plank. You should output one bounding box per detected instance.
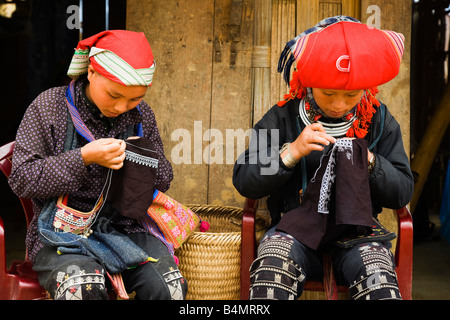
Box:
[319,2,342,20]
[321,0,343,4]
[207,0,254,206]
[342,0,361,20]
[271,0,297,104]
[252,0,273,123]
[126,0,214,204]
[297,0,320,34]
[297,0,361,34]
[360,0,411,157]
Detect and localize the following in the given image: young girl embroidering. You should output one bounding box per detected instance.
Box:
[233,16,414,300]
[9,30,186,300]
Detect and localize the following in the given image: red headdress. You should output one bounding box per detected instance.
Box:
[67,30,155,86]
[277,16,404,138]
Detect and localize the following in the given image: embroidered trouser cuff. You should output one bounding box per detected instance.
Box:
[249,232,306,300]
[249,227,401,300]
[33,232,187,300]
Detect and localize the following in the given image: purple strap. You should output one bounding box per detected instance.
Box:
[65,81,96,142]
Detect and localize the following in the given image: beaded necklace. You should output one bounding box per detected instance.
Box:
[299,99,355,137]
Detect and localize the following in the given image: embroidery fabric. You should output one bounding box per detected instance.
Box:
[163,269,186,300]
[53,194,104,234]
[313,139,353,214]
[125,149,159,168]
[144,190,200,249]
[105,138,158,220]
[55,269,106,300]
[276,139,374,250]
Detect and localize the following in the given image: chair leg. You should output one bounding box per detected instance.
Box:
[240,198,258,300]
[394,207,413,300]
[322,254,339,300]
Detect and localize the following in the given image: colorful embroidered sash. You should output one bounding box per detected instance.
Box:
[65,81,96,142]
[53,194,104,234]
[145,190,200,250]
[51,81,114,238]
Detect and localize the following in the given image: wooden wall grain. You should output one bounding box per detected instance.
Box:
[127,0,253,206]
[360,0,412,240]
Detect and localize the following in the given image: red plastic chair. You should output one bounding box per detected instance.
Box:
[0,141,118,300]
[0,141,48,299]
[240,198,413,300]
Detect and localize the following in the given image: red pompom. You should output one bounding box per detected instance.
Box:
[200,220,210,232]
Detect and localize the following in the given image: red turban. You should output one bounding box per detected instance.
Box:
[278,16,404,90]
[67,30,155,86]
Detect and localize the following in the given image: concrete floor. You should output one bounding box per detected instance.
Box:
[412,212,450,300]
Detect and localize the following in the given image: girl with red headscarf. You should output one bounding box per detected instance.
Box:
[9,30,186,300]
[233,16,413,300]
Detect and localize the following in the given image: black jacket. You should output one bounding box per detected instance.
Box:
[232,98,414,226]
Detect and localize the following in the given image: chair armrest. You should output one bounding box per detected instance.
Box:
[393,206,413,300]
[19,197,34,228]
[0,216,5,276]
[240,198,258,300]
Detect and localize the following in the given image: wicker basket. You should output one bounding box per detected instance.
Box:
[175,205,269,300]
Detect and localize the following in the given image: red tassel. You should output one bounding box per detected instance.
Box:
[346,127,354,138]
[200,220,210,232]
[355,127,367,139]
[173,255,179,265]
[277,71,306,107]
[345,86,380,139]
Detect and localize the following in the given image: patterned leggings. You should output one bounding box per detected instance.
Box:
[249,227,401,300]
[33,233,187,300]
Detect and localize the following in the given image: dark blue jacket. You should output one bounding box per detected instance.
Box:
[233,98,414,226]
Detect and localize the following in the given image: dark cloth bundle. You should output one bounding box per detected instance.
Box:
[276,139,374,250]
[105,137,159,220]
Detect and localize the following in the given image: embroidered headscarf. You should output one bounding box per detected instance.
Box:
[67,30,156,86]
[277,16,405,138]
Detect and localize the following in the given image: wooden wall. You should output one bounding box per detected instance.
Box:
[126,0,412,209]
[127,0,254,206]
[361,0,411,157]
[360,0,411,236]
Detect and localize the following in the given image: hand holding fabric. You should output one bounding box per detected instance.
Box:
[81,138,126,170]
[287,123,337,160]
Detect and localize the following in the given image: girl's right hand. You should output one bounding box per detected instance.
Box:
[287,123,336,160]
[81,138,126,170]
